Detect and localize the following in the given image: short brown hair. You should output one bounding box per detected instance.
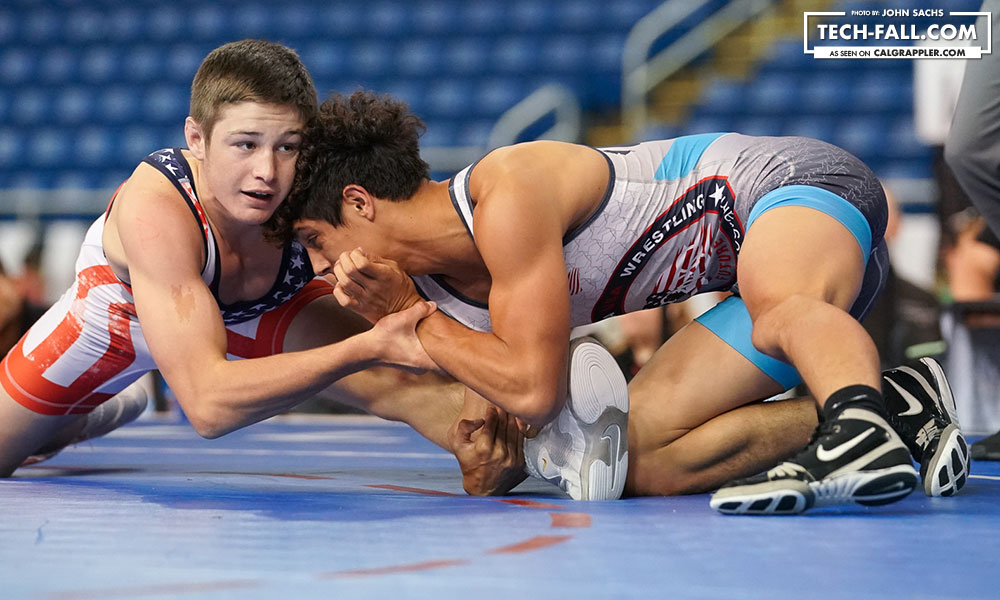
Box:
[267,90,429,241]
[190,39,318,142]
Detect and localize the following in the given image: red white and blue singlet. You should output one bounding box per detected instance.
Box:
[1,148,331,415]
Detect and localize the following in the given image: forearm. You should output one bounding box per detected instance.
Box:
[416,313,564,426]
[172,332,380,437]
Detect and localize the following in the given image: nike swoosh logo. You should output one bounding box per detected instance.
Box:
[887,379,923,417]
[601,423,623,470]
[816,427,876,462]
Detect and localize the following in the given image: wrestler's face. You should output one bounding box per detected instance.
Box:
[294,218,364,278]
[186,101,305,225]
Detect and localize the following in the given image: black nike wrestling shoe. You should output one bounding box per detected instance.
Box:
[882,357,968,497]
[710,407,918,515]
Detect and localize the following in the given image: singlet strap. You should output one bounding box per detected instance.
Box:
[142,148,212,265]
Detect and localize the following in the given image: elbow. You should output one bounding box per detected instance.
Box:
[512,387,563,428]
[175,393,232,439]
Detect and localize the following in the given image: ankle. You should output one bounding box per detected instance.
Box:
[822,385,887,421]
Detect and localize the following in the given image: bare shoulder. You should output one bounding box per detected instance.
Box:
[470,141,609,230]
[106,161,205,276]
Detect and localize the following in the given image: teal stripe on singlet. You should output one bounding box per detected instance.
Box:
[654,132,727,180]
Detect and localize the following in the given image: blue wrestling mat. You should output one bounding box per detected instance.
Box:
[3,415,998,599]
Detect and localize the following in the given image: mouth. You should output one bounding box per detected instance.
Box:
[242,190,277,203]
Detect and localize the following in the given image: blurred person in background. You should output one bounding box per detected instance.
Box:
[945,1,1000,459]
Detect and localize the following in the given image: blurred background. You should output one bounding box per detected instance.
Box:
[2,0,997,427]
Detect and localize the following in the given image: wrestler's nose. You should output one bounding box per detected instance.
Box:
[307,248,332,276]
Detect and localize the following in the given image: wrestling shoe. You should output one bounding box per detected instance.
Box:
[971,429,1000,461]
[21,380,150,466]
[882,357,968,497]
[523,336,629,500]
[710,408,918,515]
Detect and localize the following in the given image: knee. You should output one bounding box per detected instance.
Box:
[749,295,811,351]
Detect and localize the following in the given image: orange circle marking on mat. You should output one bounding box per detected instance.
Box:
[365,484,462,496]
[324,559,471,578]
[487,535,574,554]
[549,512,592,528]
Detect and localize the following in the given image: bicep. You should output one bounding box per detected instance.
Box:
[116,191,227,387]
[475,194,570,365]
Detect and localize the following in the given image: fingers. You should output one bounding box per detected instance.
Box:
[455,418,486,443]
[479,406,500,448]
[506,408,523,464]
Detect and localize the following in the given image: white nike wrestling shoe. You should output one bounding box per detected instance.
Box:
[523,336,629,501]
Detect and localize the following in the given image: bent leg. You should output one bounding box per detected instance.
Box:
[625,319,817,496]
[738,204,877,405]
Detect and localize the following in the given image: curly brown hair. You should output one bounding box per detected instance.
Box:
[266,90,429,242]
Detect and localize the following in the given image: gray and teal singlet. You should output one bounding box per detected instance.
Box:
[412,133,891,389]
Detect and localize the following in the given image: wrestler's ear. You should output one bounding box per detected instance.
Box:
[342,184,376,222]
[185,117,207,161]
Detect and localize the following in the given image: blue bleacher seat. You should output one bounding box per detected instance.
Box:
[122,126,160,163]
[81,47,118,83]
[123,46,166,84]
[833,116,884,159]
[458,119,495,147]
[685,115,734,136]
[393,39,442,77]
[369,2,409,37]
[801,73,853,114]
[541,35,588,73]
[101,86,142,125]
[463,1,505,35]
[425,79,475,118]
[107,7,144,42]
[64,7,104,43]
[13,88,50,125]
[693,79,745,116]
[0,128,21,170]
[0,9,15,46]
[781,116,837,143]
[29,128,71,168]
[39,47,76,84]
[420,121,461,148]
[475,79,526,117]
[76,128,119,167]
[734,116,782,137]
[143,86,187,126]
[55,87,94,125]
[167,45,207,83]
[446,39,491,75]
[1,48,34,84]
[349,41,393,77]
[23,8,61,44]
[188,5,227,40]
[748,72,799,115]
[320,4,365,39]
[493,36,543,73]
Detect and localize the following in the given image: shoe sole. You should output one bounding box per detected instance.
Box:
[922,424,969,497]
[917,358,969,497]
[568,337,629,501]
[710,465,918,515]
